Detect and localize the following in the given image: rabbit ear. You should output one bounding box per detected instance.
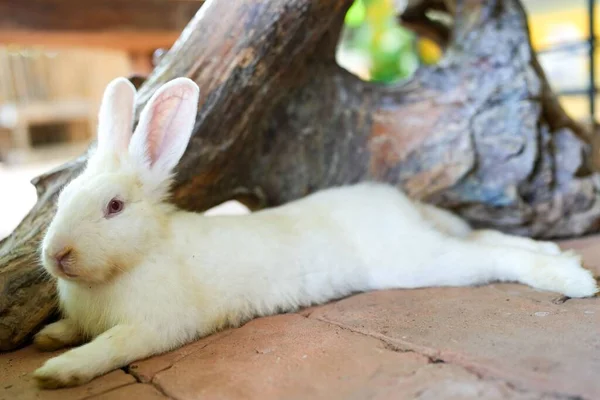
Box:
[97,77,136,155]
[129,78,199,180]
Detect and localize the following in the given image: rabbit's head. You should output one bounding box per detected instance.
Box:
[41,77,199,284]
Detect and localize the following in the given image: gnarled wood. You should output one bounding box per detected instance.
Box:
[1,0,599,351]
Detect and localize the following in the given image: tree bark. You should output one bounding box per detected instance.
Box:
[1,0,598,351]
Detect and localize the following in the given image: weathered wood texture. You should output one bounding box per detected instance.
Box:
[1,0,599,350]
[0,0,203,50]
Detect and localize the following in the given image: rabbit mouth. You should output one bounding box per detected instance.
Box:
[58,265,78,278]
[56,262,79,279]
[53,256,79,278]
[47,247,79,279]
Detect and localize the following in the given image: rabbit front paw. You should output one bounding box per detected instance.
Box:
[34,319,83,352]
[33,353,93,389]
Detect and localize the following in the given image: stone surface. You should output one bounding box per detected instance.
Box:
[0,346,135,400]
[90,384,167,400]
[152,315,429,399]
[128,329,233,384]
[0,236,599,399]
[310,285,599,399]
[142,315,554,400]
[356,363,559,400]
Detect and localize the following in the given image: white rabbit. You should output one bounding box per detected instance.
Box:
[33,77,598,389]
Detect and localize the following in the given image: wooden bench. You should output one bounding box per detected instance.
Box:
[0,100,95,163]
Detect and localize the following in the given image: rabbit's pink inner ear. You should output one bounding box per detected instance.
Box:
[144,94,186,166]
[97,77,136,155]
[131,79,199,172]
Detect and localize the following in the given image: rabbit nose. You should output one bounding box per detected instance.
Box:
[54,248,73,271]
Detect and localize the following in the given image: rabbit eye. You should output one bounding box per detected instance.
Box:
[105,198,124,217]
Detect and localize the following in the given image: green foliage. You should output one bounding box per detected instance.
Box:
[342,0,420,83]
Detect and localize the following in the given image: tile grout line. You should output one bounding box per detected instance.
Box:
[118,331,237,400]
[119,367,178,400]
[79,382,137,400]
[303,312,579,400]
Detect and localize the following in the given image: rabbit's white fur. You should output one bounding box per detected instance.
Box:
[33,77,598,389]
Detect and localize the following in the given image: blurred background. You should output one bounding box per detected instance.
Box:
[0,0,597,239]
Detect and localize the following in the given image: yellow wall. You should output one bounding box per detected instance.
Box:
[527,5,598,120]
[528,7,594,48]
